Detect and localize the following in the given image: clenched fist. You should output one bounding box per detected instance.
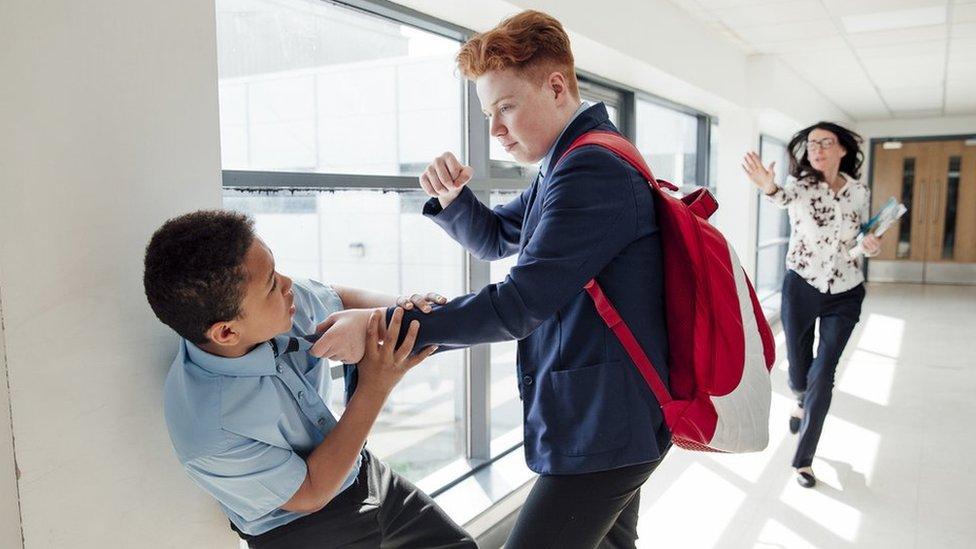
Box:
[420,152,474,209]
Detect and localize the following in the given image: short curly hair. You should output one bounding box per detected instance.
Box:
[456,10,579,99]
[143,210,255,344]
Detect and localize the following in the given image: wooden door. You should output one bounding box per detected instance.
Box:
[871,138,976,284]
[921,141,976,283]
[872,141,931,263]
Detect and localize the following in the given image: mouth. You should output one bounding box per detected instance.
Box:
[502,142,518,152]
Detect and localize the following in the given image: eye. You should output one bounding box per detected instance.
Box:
[499,105,512,113]
[271,275,277,292]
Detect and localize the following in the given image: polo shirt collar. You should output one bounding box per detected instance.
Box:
[184,338,278,377]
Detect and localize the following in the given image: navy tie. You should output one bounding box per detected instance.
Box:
[271,334,358,403]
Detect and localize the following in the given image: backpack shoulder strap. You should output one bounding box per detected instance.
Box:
[585,280,672,406]
[557,130,679,192]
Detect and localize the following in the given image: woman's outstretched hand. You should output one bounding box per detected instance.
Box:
[742,151,778,195]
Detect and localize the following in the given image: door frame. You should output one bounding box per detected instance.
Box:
[866,133,976,282]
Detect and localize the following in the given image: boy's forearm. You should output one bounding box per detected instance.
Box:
[289,388,388,512]
[332,285,396,310]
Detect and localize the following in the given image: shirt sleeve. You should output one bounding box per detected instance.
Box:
[765,180,799,208]
[183,438,308,522]
[861,186,880,258]
[300,278,345,315]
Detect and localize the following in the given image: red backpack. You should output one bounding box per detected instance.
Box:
[558,131,776,453]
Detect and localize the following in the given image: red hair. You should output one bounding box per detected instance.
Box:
[456,10,579,98]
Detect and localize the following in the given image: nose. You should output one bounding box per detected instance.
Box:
[281,274,294,294]
[490,116,506,138]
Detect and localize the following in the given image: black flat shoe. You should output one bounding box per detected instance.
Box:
[789,416,801,434]
[796,471,816,488]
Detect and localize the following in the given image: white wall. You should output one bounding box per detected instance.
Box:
[0,1,229,547]
[858,115,976,142]
[0,293,22,549]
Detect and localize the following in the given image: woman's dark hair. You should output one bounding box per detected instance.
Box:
[143,210,255,344]
[787,121,864,181]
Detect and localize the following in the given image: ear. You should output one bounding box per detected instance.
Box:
[206,321,241,347]
[547,71,568,102]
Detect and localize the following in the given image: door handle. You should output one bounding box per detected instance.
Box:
[916,182,925,224]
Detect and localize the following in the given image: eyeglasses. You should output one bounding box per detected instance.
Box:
[806,138,836,151]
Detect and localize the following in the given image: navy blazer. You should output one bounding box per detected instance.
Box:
[392,103,670,474]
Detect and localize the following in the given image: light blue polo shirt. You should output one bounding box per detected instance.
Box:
[163,279,361,536]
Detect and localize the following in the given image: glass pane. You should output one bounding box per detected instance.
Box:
[635,99,698,189]
[897,158,916,259]
[942,156,961,259]
[708,122,718,192]
[216,0,463,176]
[605,104,620,127]
[758,136,790,244]
[224,189,467,484]
[755,244,788,303]
[579,94,620,128]
[488,191,524,452]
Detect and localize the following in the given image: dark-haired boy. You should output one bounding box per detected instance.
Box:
[144,209,475,548]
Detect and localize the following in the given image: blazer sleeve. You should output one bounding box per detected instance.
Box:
[422,182,533,261]
[389,147,645,349]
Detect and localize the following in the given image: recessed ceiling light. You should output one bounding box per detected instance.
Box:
[882,141,903,150]
[842,6,946,34]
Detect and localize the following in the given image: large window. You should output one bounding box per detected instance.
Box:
[488,192,524,454]
[217,0,463,176]
[755,135,791,314]
[217,0,715,499]
[635,98,700,192]
[217,0,471,487]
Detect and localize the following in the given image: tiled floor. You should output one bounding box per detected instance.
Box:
[633,283,976,548]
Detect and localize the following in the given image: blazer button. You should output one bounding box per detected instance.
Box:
[522,375,533,386]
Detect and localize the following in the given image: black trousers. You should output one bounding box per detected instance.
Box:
[781,270,865,468]
[505,452,668,549]
[236,451,476,549]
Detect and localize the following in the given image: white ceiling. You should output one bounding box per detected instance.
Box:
[667,0,976,120]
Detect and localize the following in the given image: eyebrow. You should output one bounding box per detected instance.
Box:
[484,95,515,113]
[491,95,514,107]
[266,261,276,292]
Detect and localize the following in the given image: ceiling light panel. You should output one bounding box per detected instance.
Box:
[735,19,838,43]
[713,0,827,28]
[842,6,947,33]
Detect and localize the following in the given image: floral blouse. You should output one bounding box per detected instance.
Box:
[766,172,876,294]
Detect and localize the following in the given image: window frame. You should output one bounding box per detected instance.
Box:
[632,91,714,193]
[754,134,791,319]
